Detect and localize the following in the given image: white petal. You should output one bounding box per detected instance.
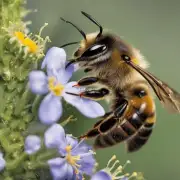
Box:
[56,65,74,84]
[63,81,85,95]
[75,99,105,118]
[91,170,112,180]
[29,71,48,94]
[25,135,41,154]
[39,94,63,125]
[41,47,66,70]
[63,82,105,118]
[48,159,74,180]
[0,152,5,172]
[44,124,67,149]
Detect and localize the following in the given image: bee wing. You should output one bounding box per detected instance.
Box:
[128,61,180,113]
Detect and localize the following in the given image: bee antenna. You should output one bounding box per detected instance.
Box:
[60,17,86,40]
[60,41,79,48]
[81,11,103,38]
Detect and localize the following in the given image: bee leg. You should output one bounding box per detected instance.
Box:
[113,99,128,118]
[66,88,109,100]
[73,77,99,87]
[80,100,128,140]
[79,115,114,139]
[98,101,128,133]
[79,128,100,139]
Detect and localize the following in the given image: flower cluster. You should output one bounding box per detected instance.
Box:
[25,124,96,179]
[24,47,104,179]
[28,47,105,124]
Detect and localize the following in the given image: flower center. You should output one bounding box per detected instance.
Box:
[48,77,64,96]
[14,31,38,53]
[65,145,81,174]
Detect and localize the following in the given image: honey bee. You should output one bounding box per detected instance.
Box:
[61,11,180,152]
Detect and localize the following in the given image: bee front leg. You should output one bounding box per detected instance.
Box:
[74,76,99,87]
[66,88,109,101]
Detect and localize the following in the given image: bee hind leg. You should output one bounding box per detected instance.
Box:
[98,100,128,134]
[79,100,128,140]
[79,127,100,139]
[79,115,116,140]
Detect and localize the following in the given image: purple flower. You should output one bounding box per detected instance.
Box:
[45,124,96,180]
[91,171,129,180]
[0,152,6,172]
[24,135,41,154]
[29,47,105,125]
[91,156,130,180]
[91,170,112,180]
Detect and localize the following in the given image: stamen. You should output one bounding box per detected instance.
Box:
[72,138,85,152]
[129,172,138,179]
[114,174,129,180]
[122,160,131,170]
[48,77,64,96]
[112,165,123,177]
[79,150,96,158]
[39,23,48,37]
[109,160,120,172]
[106,155,117,168]
[65,145,72,153]
[104,157,132,180]
[65,145,81,175]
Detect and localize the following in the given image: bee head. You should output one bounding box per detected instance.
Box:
[73,33,116,68]
[62,11,114,68]
[62,11,148,70]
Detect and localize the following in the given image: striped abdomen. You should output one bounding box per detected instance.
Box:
[94,88,156,152]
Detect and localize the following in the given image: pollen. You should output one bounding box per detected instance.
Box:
[24,37,38,53]
[65,145,81,174]
[14,31,38,53]
[14,31,25,42]
[48,77,64,96]
[132,58,139,65]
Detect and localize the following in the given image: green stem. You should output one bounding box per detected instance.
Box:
[31,95,42,115]
[60,115,76,127]
[14,87,32,116]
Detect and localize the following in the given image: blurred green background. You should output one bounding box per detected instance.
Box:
[26,1,180,179]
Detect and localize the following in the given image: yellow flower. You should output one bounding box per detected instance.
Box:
[14,31,38,53]
[3,22,50,58]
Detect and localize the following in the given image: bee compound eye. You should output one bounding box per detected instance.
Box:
[121,54,131,61]
[133,89,147,98]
